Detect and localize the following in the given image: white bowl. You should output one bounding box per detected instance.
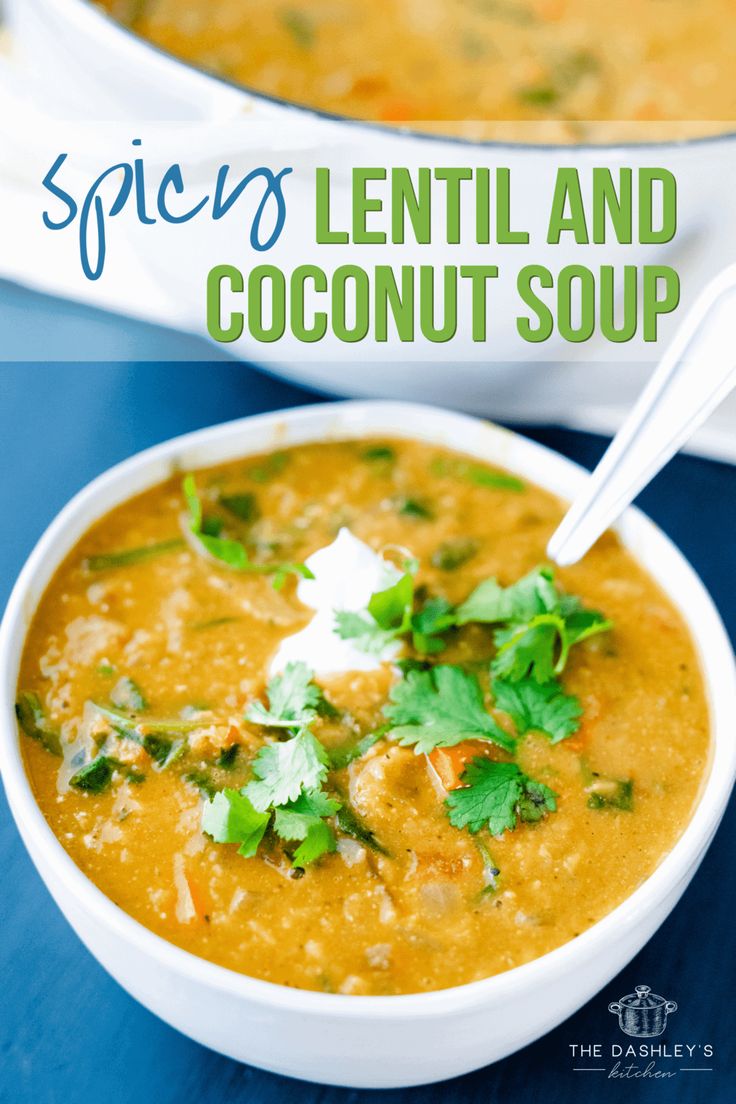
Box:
[1,400,734,1088]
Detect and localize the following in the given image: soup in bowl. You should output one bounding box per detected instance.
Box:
[1,402,734,1086]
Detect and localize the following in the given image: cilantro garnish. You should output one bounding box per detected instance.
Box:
[446,758,556,836]
[218,492,258,522]
[85,537,185,572]
[201,788,270,857]
[335,570,414,654]
[272,789,341,866]
[431,538,479,572]
[409,596,456,655]
[457,566,612,682]
[383,665,515,755]
[69,755,116,794]
[183,474,312,590]
[243,729,330,812]
[15,692,62,757]
[581,758,634,811]
[245,662,325,729]
[493,677,582,744]
[430,456,525,493]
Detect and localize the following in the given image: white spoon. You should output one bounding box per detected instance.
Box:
[547,264,736,567]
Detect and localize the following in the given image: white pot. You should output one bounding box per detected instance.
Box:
[0,400,734,1088]
[3,0,736,415]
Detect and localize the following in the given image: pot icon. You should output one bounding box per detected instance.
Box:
[609,985,678,1037]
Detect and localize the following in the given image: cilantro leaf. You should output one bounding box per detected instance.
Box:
[245,662,323,729]
[334,611,401,655]
[368,572,414,630]
[244,729,330,812]
[457,566,612,682]
[493,677,582,743]
[69,755,115,794]
[491,616,564,683]
[383,665,515,754]
[335,571,414,654]
[15,692,62,757]
[201,788,270,857]
[183,474,312,589]
[410,595,456,654]
[272,788,341,837]
[335,804,389,855]
[219,492,258,522]
[446,758,556,835]
[430,457,525,492]
[272,788,340,866]
[456,566,558,626]
[293,821,338,867]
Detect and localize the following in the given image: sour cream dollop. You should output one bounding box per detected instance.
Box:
[269,528,403,677]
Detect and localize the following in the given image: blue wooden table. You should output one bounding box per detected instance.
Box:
[1,289,734,1103]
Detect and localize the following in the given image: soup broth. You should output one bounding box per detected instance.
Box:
[18,438,709,994]
[97,0,736,135]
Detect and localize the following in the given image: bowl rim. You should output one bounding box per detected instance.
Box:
[1,398,734,1018]
[54,0,736,153]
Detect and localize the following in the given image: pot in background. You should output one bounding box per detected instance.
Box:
[4,0,736,410]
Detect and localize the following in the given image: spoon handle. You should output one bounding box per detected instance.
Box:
[547,264,736,567]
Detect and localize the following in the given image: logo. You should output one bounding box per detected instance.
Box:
[608,984,677,1037]
[568,983,715,1080]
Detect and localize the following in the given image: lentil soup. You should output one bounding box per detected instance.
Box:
[17,438,709,994]
[96,1,736,131]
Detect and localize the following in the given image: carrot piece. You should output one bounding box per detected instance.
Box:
[428,740,490,791]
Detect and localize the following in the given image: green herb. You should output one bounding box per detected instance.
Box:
[410,596,456,654]
[244,729,330,812]
[245,662,324,729]
[360,445,396,464]
[185,769,218,799]
[329,729,385,770]
[397,497,434,520]
[446,758,556,835]
[15,692,62,757]
[431,537,479,572]
[96,663,116,678]
[85,538,185,572]
[581,759,633,811]
[335,570,414,655]
[474,837,501,897]
[218,492,258,522]
[70,755,116,794]
[201,789,270,857]
[141,733,184,767]
[493,678,582,743]
[281,10,316,47]
[217,745,239,770]
[110,676,147,712]
[90,701,201,740]
[431,457,525,492]
[336,804,389,856]
[383,665,515,755]
[456,566,611,682]
[184,474,311,590]
[248,452,289,483]
[517,84,558,107]
[273,789,340,866]
[190,616,242,631]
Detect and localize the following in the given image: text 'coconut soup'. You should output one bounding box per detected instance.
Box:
[97,0,736,136]
[17,438,709,994]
